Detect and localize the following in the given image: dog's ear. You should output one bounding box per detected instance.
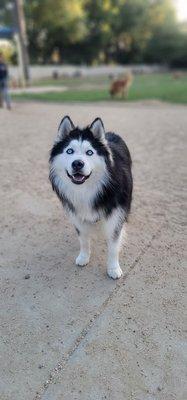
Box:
[56,116,75,142]
[90,118,105,140]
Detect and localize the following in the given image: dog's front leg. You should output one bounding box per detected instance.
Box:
[75,224,90,267]
[103,210,124,279]
[106,234,123,279]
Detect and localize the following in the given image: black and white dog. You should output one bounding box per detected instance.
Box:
[49,116,133,279]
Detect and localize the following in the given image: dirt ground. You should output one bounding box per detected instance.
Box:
[0,101,186,400]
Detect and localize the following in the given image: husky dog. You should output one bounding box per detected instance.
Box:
[49,116,133,279]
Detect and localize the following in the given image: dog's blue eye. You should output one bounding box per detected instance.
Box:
[66,148,74,154]
[86,150,93,156]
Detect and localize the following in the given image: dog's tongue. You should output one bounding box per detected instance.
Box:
[73,173,85,182]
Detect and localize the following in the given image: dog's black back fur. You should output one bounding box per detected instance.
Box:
[93,132,133,217]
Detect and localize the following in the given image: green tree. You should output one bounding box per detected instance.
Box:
[1,0,185,66]
[107,0,177,63]
[25,0,87,62]
[0,0,18,30]
[77,0,178,64]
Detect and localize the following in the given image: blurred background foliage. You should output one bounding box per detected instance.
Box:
[0,0,187,67]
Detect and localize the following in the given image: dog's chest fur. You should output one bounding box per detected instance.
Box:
[64,182,101,223]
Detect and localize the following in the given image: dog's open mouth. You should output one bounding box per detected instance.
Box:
[67,171,91,184]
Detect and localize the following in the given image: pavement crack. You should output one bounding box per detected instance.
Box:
[34,224,163,400]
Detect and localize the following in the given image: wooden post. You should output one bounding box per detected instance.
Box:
[13,0,30,86]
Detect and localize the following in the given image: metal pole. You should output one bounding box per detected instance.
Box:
[13,0,29,86]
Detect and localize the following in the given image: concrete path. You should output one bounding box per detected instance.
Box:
[10,86,67,95]
[0,101,186,400]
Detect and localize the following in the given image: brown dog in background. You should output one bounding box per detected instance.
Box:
[110,72,133,98]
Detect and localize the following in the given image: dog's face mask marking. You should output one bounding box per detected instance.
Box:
[64,139,106,184]
[52,116,108,186]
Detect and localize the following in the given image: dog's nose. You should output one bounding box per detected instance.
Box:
[72,159,84,171]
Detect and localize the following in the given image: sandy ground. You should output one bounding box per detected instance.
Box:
[0,101,186,400]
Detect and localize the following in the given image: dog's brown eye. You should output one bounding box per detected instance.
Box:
[86,150,93,156]
[66,148,74,154]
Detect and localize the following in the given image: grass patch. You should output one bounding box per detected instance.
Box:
[13,73,187,104]
[14,89,110,103]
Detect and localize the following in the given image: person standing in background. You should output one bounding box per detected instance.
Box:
[0,52,11,110]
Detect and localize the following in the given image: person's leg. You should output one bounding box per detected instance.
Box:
[3,85,11,109]
[0,89,3,107]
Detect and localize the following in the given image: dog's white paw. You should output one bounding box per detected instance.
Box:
[76,253,90,267]
[107,266,123,279]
